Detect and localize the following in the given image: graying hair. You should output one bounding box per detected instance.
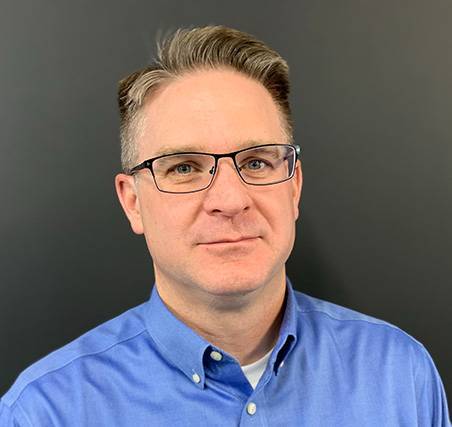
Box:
[118,25,292,173]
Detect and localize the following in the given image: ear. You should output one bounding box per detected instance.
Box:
[115,173,144,235]
[291,160,303,220]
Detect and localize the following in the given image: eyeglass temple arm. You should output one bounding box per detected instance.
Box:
[129,160,150,175]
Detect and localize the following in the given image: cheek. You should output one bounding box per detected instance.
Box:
[273,209,297,243]
[261,187,298,229]
[260,192,298,253]
[142,197,195,248]
[272,202,298,255]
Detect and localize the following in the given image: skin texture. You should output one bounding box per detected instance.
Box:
[115,69,302,364]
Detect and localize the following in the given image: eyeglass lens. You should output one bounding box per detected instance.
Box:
[152,145,296,193]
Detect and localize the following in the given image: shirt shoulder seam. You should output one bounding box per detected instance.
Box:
[296,306,425,349]
[7,328,148,409]
[1,397,34,426]
[16,399,33,427]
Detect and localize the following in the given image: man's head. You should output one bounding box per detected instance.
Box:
[115,26,302,304]
[118,26,293,174]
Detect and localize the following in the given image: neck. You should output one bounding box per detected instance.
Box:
[155,270,287,365]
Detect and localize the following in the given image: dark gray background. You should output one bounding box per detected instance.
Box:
[1,0,450,409]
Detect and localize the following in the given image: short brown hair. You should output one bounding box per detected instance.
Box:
[118,25,292,173]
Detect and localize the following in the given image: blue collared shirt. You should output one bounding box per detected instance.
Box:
[1,279,450,426]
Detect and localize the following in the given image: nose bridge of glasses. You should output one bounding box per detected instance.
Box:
[208,153,243,183]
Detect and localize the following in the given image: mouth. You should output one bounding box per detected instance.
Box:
[198,237,260,246]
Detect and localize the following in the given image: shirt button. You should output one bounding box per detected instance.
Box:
[210,350,223,361]
[246,402,257,415]
[192,373,201,384]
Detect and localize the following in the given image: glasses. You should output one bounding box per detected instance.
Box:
[129,143,301,194]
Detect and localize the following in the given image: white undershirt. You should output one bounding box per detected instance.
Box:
[240,346,275,389]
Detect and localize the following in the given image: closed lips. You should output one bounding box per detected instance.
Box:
[200,237,259,244]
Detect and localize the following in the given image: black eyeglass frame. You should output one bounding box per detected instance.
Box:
[128,143,301,194]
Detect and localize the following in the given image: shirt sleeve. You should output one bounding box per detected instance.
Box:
[414,345,451,426]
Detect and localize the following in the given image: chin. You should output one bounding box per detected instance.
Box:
[194,268,272,297]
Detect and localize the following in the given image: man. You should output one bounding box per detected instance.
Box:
[0,25,449,426]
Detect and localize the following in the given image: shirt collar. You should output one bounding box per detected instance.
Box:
[144,277,299,387]
[144,285,210,389]
[269,277,299,374]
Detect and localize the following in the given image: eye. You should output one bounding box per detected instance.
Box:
[243,159,268,171]
[174,163,193,174]
[165,162,202,176]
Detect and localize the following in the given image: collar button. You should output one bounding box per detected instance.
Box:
[210,350,223,361]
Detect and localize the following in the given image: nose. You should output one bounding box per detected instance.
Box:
[202,158,252,217]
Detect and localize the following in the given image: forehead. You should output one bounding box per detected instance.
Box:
[137,69,285,157]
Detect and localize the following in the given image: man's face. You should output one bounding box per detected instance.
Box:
[116,69,302,300]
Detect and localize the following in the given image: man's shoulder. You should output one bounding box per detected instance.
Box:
[2,301,149,409]
[291,291,450,423]
[294,290,390,324]
[292,290,425,352]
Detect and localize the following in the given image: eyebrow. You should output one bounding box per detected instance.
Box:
[151,140,278,157]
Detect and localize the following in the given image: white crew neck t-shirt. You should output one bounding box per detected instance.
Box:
[240,346,275,389]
